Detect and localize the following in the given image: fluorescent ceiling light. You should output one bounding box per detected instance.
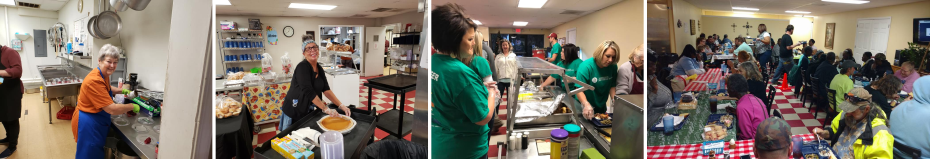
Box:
[473,20,482,25]
[214,0,231,5]
[786,10,811,14]
[513,21,528,26]
[732,7,759,11]
[1,0,15,5]
[288,3,337,10]
[518,0,548,8]
[822,0,869,4]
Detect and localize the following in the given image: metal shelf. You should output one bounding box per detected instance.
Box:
[223,60,261,64]
[220,30,262,33]
[221,39,264,41]
[222,48,264,51]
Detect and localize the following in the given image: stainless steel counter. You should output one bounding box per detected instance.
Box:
[214,79,292,92]
[112,114,161,159]
[506,125,597,158]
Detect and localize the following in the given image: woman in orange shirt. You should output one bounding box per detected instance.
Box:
[71,44,139,159]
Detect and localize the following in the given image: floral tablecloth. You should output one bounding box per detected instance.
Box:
[242,83,290,123]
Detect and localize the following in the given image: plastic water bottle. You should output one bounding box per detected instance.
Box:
[721,63,728,75]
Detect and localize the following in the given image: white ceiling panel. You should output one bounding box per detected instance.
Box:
[433,0,624,28]
[685,0,929,16]
[216,0,419,18]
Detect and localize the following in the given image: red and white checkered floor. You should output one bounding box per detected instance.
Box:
[250,75,417,151]
[485,84,828,158]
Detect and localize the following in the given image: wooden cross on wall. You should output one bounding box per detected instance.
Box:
[742,22,753,36]
[731,23,737,32]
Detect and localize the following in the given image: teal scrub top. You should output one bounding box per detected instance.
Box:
[551,42,562,66]
[573,58,618,113]
[550,59,583,89]
[469,56,492,79]
[430,54,490,159]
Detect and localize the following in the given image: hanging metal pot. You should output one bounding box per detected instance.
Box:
[111,0,129,12]
[125,0,150,11]
[93,0,122,39]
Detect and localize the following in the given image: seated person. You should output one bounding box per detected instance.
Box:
[813,88,893,159]
[890,76,930,158]
[894,61,920,93]
[728,74,769,140]
[737,61,769,112]
[863,53,893,79]
[669,45,705,102]
[753,118,794,159]
[807,51,826,78]
[815,52,839,87]
[865,75,902,118]
[830,60,859,107]
[859,52,874,75]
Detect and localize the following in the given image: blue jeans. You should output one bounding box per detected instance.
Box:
[279,105,317,131]
[758,50,772,72]
[771,57,794,83]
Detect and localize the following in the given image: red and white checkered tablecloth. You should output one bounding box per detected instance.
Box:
[683,68,726,92]
[647,134,817,159]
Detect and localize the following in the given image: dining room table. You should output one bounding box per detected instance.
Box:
[647,133,820,159]
[682,68,727,92]
[647,92,739,146]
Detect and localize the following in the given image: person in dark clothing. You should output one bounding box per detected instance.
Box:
[863,53,893,80]
[0,45,23,158]
[280,36,352,131]
[792,46,813,95]
[865,75,903,118]
[808,51,825,78]
[771,25,802,83]
[815,52,840,87]
[738,61,770,114]
[840,49,856,65]
[858,52,874,76]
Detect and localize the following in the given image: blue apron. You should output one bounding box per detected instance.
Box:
[76,67,114,159]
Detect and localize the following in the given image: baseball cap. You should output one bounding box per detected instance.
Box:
[755,117,792,151]
[837,88,872,113]
[839,60,860,71]
[548,33,557,39]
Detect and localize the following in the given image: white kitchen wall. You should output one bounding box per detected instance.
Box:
[214,16,377,76]
[62,0,173,92]
[1,7,63,83]
[56,0,96,68]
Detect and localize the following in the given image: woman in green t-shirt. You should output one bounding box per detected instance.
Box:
[430,3,499,159]
[539,43,582,91]
[574,40,621,119]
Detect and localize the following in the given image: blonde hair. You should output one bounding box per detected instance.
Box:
[473,32,484,57]
[593,40,621,65]
[98,44,121,62]
[738,51,753,63]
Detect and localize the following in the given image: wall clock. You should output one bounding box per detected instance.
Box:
[283,26,294,37]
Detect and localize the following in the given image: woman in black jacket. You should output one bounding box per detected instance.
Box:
[280,36,352,131]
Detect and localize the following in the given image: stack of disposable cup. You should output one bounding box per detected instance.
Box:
[320,131,344,159]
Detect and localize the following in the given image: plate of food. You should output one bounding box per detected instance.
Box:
[591,113,613,127]
[703,124,727,141]
[707,114,735,129]
[317,115,357,134]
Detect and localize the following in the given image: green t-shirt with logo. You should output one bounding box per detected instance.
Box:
[551,42,562,66]
[573,58,618,113]
[430,54,490,159]
[550,59,583,89]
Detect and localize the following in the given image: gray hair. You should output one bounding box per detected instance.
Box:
[98,44,121,62]
[738,61,764,82]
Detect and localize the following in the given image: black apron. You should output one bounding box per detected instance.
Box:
[0,47,24,121]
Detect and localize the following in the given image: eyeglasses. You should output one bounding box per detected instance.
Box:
[306,46,319,51]
[845,93,870,105]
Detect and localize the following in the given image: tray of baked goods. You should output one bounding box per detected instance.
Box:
[253,106,376,159]
[590,113,613,127]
